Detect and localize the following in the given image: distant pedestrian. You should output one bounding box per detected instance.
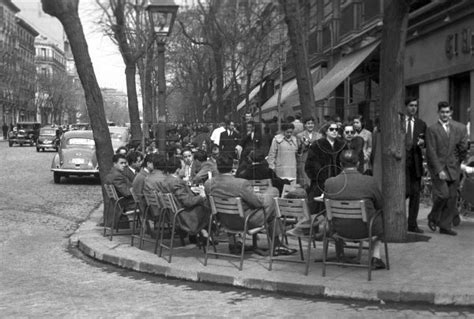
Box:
[352,115,372,174]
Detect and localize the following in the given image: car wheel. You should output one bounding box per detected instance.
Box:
[53,172,61,184]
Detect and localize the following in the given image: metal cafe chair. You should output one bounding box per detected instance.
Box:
[135,190,163,253]
[156,192,186,263]
[205,195,270,271]
[103,184,137,241]
[269,197,322,275]
[248,178,272,194]
[322,199,390,281]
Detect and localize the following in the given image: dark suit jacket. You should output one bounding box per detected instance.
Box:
[426,120,468,181]
[132,168,150,213]
[104,167,132,198]
[305,137,346,192]
[342,136,365,173]
[406,118,427,179]
[159,174,209,234]
[219,130,240,157]
[204,174,263,216]
[123,166,136,183]
[239,130,263,156]
[324,169,383,237]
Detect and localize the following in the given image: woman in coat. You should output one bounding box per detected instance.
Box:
[305,121,346,214]
[267,122,299,180]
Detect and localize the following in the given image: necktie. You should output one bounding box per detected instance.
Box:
[406,117,413,150]
[445,123,450,136]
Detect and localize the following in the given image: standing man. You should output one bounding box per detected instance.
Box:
[404,98,427,233]
[219,120,240,159]
[236,121,262,163]
[426,101,468,236]
[210,122,226,147]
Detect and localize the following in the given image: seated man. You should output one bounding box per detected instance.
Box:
[143,154,168,219]
[123,151,143,183]
[104,154,135,227]
[192,146,220,185]
[324,149,386,270]
[158,156,211,245]
[204,153,295,255]
[132,153,155,214]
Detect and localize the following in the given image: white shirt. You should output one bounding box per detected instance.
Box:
[406,117,414,139]
[210,126,225,146]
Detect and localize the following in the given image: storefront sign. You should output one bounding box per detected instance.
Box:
[445,27,474,59]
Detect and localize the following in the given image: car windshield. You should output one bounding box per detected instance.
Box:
[66,138,95,148]
[110,132,125,141]
[41,129,56,136]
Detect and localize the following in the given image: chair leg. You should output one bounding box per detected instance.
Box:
[158,211,166,257]
[384,240,390,270]
[305,232,313,276]
[110,203,119,241]
[167,213,178,263]
[298,237,304,261]
[204,216,214,266]
[239,232,246,271]
[269,218,277,271]
[367,240,373,281]
[357,242,363,263]
[322,235,328,277]
[154,211,164,254]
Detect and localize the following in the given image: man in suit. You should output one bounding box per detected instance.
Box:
[123,151,143,183]
[324,149,386,270]
[158,157,210,241]
[104,154,135,227]
[192,145,220,185]
[426,101,469,236]
[181,148,201,184]
[204,154,295,255]
[296,116,322,188]
[236,121,262,163]
[404,98,427,233]
[219,120,240,159]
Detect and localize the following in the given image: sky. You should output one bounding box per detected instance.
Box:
[78,1,127,92]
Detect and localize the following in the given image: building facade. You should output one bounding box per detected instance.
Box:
[35,36,67,125]
[0,0,20,126]
[255,0,473,139]
[16,17,39,122]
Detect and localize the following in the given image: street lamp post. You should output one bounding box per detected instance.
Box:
[145,0,178,155]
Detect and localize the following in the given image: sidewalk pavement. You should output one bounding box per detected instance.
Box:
[71,202,474,306]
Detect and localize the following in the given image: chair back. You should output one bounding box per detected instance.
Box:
[324,199,367,222]
[104,184,119,201]
[281,184,292,198]
[144,190,161,209]
[274,197,310,220]
[157,192,180,213]
[208,195,244,218]
[248,179,272,193]
[130,187,140,204]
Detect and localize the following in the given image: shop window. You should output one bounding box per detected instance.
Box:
[308,30,317,54]
[340,2,355,37]
[450,72,470,123]
[322,24,331,49]
[362,0,381,22]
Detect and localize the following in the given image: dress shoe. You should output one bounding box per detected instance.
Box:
[439,228,457,236]
[371,257,386,270]
[408,226,424,233]
[273,245,297,256]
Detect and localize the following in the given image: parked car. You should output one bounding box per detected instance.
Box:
[51,130,99,183]
[109,126,130,152]
[36,127,58,152]
[8,122,41,147]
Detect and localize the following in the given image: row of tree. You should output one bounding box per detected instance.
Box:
[42,0,415,242]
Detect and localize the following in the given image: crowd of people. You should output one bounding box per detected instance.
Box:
[103,99,471,268]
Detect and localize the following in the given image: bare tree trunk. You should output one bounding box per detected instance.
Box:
[125,64,142,146]
[279,0,315,120]
[214,46,224,122]
[380,0,410,242]
[41,0,114,223]
[156,41,167,153]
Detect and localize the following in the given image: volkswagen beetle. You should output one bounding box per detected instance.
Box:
[51,130,99,183]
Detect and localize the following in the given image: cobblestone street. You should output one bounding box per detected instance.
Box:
[1,141,472,318]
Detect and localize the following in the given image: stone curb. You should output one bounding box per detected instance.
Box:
[70,222,474,306]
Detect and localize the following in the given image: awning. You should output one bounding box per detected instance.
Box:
[313,41,379,102]
[236,81,266,112]
[261,66,322,112]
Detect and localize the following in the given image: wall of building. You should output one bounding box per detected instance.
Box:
[419,78,449,126]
